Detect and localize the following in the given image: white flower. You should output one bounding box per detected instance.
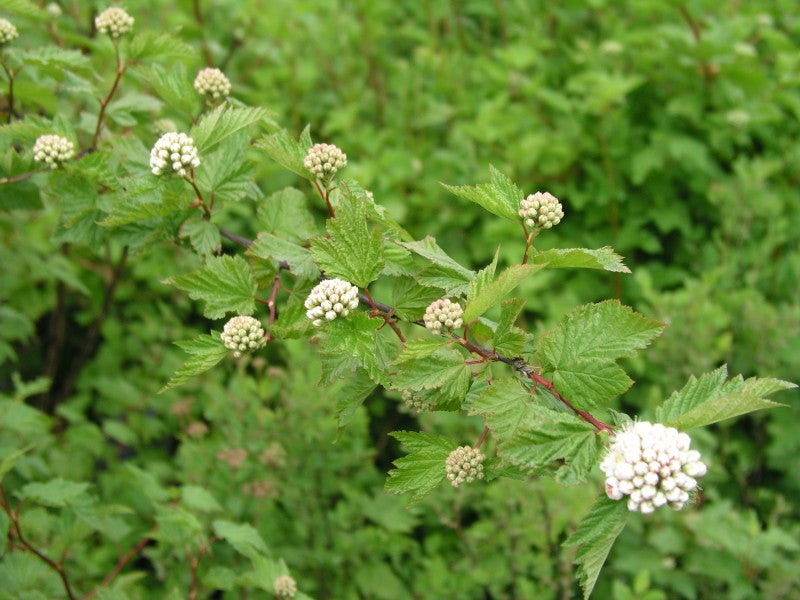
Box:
[304,278,359,326]
[149,132,200,177]
[600,421,707,514]
[274,574,297,599]
[423,298,464,335]
[445,445,485,488]
[519,191,564,230]
[220,316,266,358]
[94,7,134,38]
[0,18,18,45]
[194,67,231,100]
[303,143,347,181]
[33,134,75,169]
[46,3,62,17]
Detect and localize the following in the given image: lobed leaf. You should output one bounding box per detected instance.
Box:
[160,333,229,392]
[530,247,631,274]
[385,431,457,505]
[463,263,545,323]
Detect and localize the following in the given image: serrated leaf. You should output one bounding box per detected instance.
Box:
[180,218,221,256]
[468,378,533,441]
[493,298,527,355]
[550,360,633,410]
[164,255,256,319]
[191,105,272,154]
[390,277,443,321]
[99,177,189,227]
[144,63,195,114]
[656,366,795,429]
[336,370,377,429]
[499,406,602,482]
[564,495,629,599]
[21,48,92,74]
[127,32,196,60]
[463,263,545,323]
[247,232,319,279]
[324,313,394,385]
[254,125,313,179]
[537,300,664,368]
[400,236,474,281]
[393,338,450,364]
[393,347,471,409]
[466,249,499,304]
[20,478,90,508]
[530,247,631,273]
[311,195,384,287]
[256,187,318,244]
[181,486,223,513]
[160,333,228,392]
[0,446,32,483]
[213,520,269,559]
[441,165,520,221]
[385,431,457,505]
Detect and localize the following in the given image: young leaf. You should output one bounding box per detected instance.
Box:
[440,165,521,221]
[191,106,273,154]
[400,236,475,281]
[213,520,269,559]
[247,232,319,280]
[385,431,457,505]
[564,495,629,599]
[164,255,257,319]
[392,347,471,407]
[530,247,631,274]
[463,263,545,323]
[391,277,444,321]
[324,313,394,386]
[255,125,313,179]
[492,298,527,355]
[20,478,90,508]
[468,378,533,441]
[336,370,377,429]
[393,338,450,364]
[655,366,795,430]
[181,485,223,513]
[466,249,499,304]
[180,217,221,256]
[537,300,664,368]
[311,195,384,287]
[160,333,229,392]
[256,187,318,244]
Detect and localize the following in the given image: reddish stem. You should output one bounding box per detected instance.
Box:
[83,528,155,599]
[528,372,612,432]
[89,42,126,150]
[313,179,335,217]
[474,425,490,449]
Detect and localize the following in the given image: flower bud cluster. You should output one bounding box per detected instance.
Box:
[519,192,564,230]
[0,18,18,45]
[400,389,434,414]
[304,278,359,326]
[273,575,297,599]
[221,315,266,358]
[150,132,200,177]
[303,143,347,181]
[194,67,231,100]
[94,7,134,38]
[600,421,707,514]
[33,134,75,169]
[445,446,485,488]
[423,299,463,335]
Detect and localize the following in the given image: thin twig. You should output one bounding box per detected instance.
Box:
[0,171,38,185]
[89,42,126,150]
[83,528,156,600]
[2,62,15,124]
[188,536,217,600]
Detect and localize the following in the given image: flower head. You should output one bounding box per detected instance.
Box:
[194,67,231,100]
[33,134,75,169]
[519,192,564,230]
[150,132,200,177]
[445,446,485,488]
[400,389,435,414]
[423,298,464,335]
[220,315,266,358]
[274,574,297,599]
[94,7,134,38]
[0,18,19,45]
[303,143,347,182]
[600,421,707,513]
[304,278,359,326]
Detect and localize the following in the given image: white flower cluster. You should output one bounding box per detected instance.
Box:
[0,18,18,45]
[303,143,347,181]
[46,3,62,17]
[150,132,200,177]
[33,134,75,169]
[220,316,266,358]
[194,67,231,100]
[94,7,134,38]
[445,446,485,488]
[423,298,463,335]
[400,389,434,414]
[304,278,359,326]
[519,191,564,230]
[273,575,297,599]
[601,421,707,514]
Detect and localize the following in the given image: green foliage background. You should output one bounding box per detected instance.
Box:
[1,0,799,598]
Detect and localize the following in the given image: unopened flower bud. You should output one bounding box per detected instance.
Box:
[304,278,359,326]
[303,143,347,181]
[220,316,266,358]
[149,132,200,177]
[95,7,134,38]
[194,67,231,100]
[33,134,75,169]
[445,445,485,488]
[274,574,297,599]
[423,298,463,335]
[518,191,564,230]
[0,18,19,45]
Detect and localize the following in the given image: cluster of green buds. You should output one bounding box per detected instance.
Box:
[0,18,18,45]
[400,389,435,414]
[194,67,231,100]
[519,191,564,230]
[220,316,267,358]
[303,143,347,182]
[445,446,485,488]
[94,7,134,38]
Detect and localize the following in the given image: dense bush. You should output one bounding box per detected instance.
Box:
[1,1,798,598]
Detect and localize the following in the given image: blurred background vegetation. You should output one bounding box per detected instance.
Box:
[1,0,799,598]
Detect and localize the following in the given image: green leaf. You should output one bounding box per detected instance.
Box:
[393,338,450,364]
[99,177,189,227]
[336,370,377,429]
[180,217,221,256]
[656,366,795,430]
[440,165,520,221]
[164,255,256,319]
[212,520,269,559]
[400,236,474,282]
[0,446,32,483]
[537,300,664,368]
[530,247,631,274]
[466,249,499,304]
[247,232,319,280]
[493,298,527,356]
[256,187,318,244]
[191,105,273,154]
[0,0,48,19]
[194,132,261,204]
[160,333,229,392]
[144,63,195,114]
[463,263,545,323]
[20,48,92,74]
[393,347,471,408]
[310,195,384,287]
[20,478,90,508]
[564,495,629,599]
[127,32,196,60]
[550,360,634,410]
[499,406,603,482]
[324,313,394,386]
[0,179,41,211]
[385,431,457,505]
[181,485,223,513]
[468,378,533,441]
[255,125,313,179]
[390,277,443,321]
